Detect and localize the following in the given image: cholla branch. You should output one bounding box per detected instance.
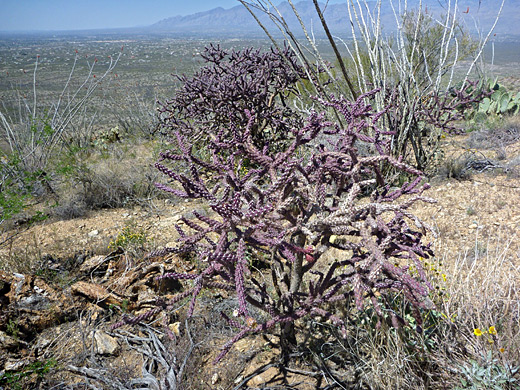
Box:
[158,43,311,152]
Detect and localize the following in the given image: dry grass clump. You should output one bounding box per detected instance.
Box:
[287,231,520,390]
[380,234,519,390]
[433,235,520,388]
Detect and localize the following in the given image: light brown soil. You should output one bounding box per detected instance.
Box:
[2,134,518,271]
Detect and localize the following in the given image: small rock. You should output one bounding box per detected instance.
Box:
[248,367,278,386]
[88,230,99,237]
[234,338,255,353]
[33,285,45,294]
[17,294,50,310]
[211,372,219,385]
[468,223,479,229]
[251,374,265,386]
[11,273,25,295]
[93,331,119,355]
[79,255,108,273]
[0,331,19,350]
[4,358,27,371]
[70,281,121,306]
[169,322,181,337]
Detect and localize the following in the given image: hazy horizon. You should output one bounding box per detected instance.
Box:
[0,0,353,32]
[0,0,243,32]
[2,0,519,36]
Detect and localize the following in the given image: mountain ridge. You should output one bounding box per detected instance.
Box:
[150,1,520,39]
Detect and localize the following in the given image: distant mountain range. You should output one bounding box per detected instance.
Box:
[150,0,520,39]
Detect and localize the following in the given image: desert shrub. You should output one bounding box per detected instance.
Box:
[400,9,477,91]
[0,50,120,187]
[107,84,161,140]
[467,115,520,150]
[68,160,159,210]
[91,125,122,149]
[0,153,52,230]
[436,148,507,181]
[158,43,309,152]
[0,167,30,223]
[383,80,486,175]
[239,1,498,176]
[45,138,164,219]
[437,153,474,181]
[114,90,436,363]
[350,6,484,174]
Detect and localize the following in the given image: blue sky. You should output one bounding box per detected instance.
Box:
[0,0,247,31]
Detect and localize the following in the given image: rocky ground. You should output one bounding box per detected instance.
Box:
[0,130,519,389]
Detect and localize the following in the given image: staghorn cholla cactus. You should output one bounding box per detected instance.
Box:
[114,90,436,362]
[157,43,308,151]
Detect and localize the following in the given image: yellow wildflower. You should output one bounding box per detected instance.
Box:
[488,326,497,335]
[499,348,505,353]
[441,273,447,282]
[473,328,483,336]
